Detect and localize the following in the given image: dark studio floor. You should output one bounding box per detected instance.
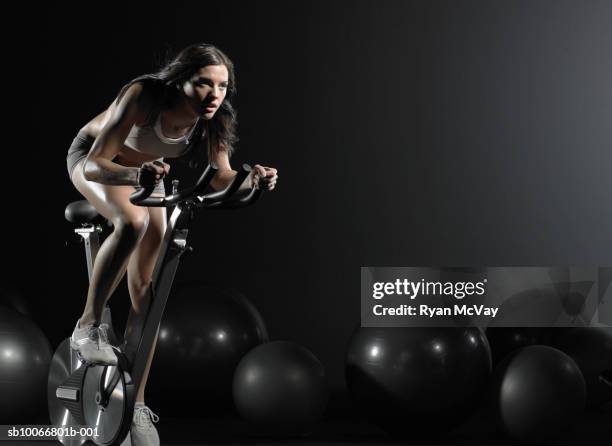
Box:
[155,402,610,446]
[9,397,611,446]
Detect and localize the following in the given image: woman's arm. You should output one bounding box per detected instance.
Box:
[209,148,250,191]
[82,83,152,185]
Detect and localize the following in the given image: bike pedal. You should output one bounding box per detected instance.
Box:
[74,349,119,368]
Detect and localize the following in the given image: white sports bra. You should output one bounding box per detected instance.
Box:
[123,113,201,159]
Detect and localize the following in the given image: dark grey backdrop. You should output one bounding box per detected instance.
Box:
[6,0,612,396]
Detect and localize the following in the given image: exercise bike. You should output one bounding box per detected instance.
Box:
[47,163,262,445]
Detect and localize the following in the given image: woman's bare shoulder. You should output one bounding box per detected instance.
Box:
[82,81,158,135]
[115,81,158,115]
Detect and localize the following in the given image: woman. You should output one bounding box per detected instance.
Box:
[66,43,278,446]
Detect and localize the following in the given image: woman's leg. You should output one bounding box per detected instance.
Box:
[70,159,150,326]
[123,205,167,404]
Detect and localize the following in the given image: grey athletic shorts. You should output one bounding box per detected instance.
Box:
[66,130,165,195]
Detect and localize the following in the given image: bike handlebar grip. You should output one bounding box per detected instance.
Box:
[198,164,251,204]
[129,185,156,205]
[227,188,263,209]
[244,186,263,205]
[193,163,219,196]
[224,164,251,199]
[204,183,263,209]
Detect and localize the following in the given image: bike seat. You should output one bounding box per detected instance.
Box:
[65,200,100,224]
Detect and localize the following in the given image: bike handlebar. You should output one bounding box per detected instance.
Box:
[128,163,263,209]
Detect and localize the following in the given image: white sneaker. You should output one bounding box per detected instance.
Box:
[70,319,118,366]
[130,404,160,446]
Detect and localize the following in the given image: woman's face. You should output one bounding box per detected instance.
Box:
[181,64,229,119]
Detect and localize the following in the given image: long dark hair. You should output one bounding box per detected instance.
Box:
[115,43,238,167]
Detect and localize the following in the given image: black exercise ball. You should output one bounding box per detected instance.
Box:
[233,341,329,436]
[345,327,492,438]
[552,327,612,409]
[486,327,553,365]
[149,282,268,416]
[492,345,586,443]
[0,305,52,423]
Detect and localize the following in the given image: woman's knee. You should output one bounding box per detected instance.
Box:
[113,211,150,243]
